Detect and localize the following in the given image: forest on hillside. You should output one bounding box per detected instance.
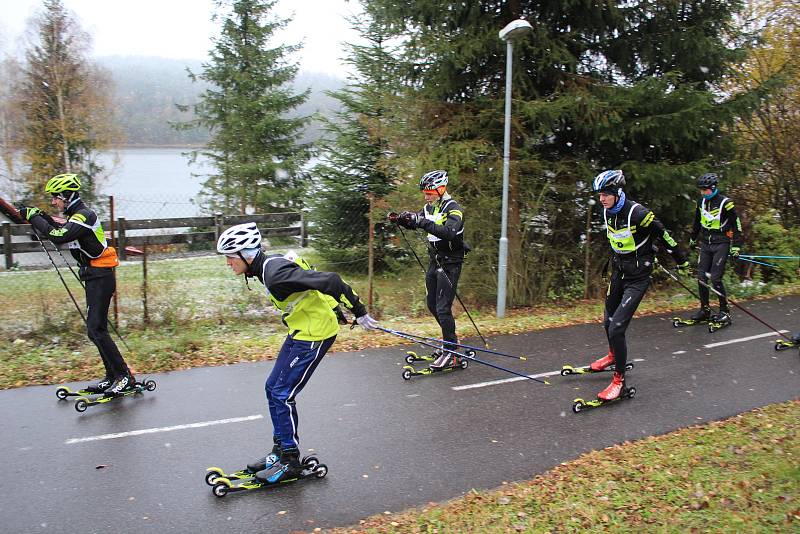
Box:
[99,56,345,146]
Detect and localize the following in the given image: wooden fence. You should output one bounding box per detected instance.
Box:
[1,212,306,268]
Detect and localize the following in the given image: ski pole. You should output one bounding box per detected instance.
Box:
[376,326,526,361]
[658,263,703,302]
[740,255,800,260]
[421,235,489,348]
[392,220,489,348]
[736,257,778,268]
[33,233,89,325]
[42,237,132,352]
[381,326,549,385]
[663,265,792,342]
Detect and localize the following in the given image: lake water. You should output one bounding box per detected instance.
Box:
[96,148,212,219]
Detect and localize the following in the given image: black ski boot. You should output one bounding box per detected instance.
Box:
[708,310,732,332]
[83,376,113,394]
[255,447,303,484]
[690,306,712,322]
[247,437,281,473]
[107,374,135,395]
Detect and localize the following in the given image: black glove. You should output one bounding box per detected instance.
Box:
[15,204,41,221]
[397,211,419,230]
[333,305,348,325]
[387,212,400,223]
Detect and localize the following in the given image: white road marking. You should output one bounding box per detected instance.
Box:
[65,414,263,445]
[452,358,646,391]
[673,350,687,355]
[704,330,789,349]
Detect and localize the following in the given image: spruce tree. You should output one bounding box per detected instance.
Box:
[364,0,765,304]
[309,15,398,271]
[180,0,310,214]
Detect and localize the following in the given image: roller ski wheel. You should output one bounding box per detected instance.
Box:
[572,386,636,413]
[560,362,634,376]
[775,339,799,351]
[208,460,328,497]
[72,378,157,412]
[401,359,468,380]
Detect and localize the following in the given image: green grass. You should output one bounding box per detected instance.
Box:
[332,400,800,533]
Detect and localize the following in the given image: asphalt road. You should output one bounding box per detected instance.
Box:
[1,295,798,533]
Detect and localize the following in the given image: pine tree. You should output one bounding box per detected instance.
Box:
[15,0,117,206]
[179,0,310,215]
[309,14,398,271]
[363,0,766,304]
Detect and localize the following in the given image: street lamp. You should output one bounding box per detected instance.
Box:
[497,18,533,318]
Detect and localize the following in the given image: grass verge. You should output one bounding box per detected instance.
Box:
[332,399,799,533]
[2,276,798,390]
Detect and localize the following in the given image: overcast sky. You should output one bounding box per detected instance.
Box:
[0,0,363,76]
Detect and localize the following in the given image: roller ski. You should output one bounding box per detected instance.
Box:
[672,306,712,328]
[561,351,633,376]
[71,376,157,413]
[572,372,636,413]
[401,351,469,380]
[775,334,800,351]
[206,451,327,498]
[707,311,732,333]
[404,347,475,364]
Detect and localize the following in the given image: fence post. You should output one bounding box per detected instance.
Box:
[2,222,12,269]
[142,243,149,325]
[214,212,224,244]
[367,194,374,307]
[118,217,127,261]
[300,212,308,248]
[109,195,118,325]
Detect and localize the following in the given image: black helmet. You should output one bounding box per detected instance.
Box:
[697,173,718,189]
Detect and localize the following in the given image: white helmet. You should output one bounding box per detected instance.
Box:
[217,222,262,255]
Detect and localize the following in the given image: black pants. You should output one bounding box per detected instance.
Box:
[85,273,129,379]
[425,260,462,352]
[604,262,651,374]
[697,242,730,311]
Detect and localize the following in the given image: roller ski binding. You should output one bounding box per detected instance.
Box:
[401,351,469,380]
[775,334,800,351]
[672,306,712,328]
[206,453,327,498]
[707,311,732,333]
[71,376,157,413]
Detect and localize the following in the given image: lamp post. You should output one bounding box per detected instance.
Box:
[497,18,533,318]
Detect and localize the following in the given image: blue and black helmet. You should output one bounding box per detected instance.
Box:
[592,169,625,194]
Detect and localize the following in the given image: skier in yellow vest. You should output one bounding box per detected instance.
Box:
[589,170,688,400]
[216,222,378,485]
[687,173,743,326]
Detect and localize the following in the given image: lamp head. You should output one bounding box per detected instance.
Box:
[499,19,533,41]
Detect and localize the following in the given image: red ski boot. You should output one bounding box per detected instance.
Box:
[589,350,615,372]
[597,371,625,401]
